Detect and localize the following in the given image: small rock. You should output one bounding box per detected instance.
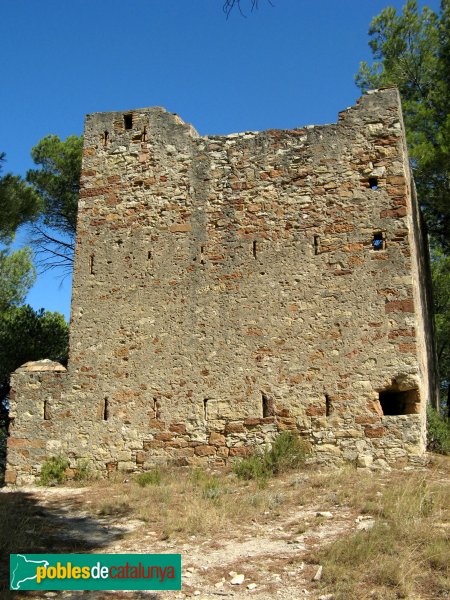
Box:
[229,570,237,577]
[357,454,373,468]
[247,583,257,590]
[231,573,245,585]
[316,511,333,518]
[183,571,192,578]
[214,581,224,589]
[186,567,195,573]
[357,520,375,531]
[319,595,334,600]
[313,565,323,581]
[194,592,201,597]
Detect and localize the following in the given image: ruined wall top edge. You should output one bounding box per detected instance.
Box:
[84,88,402,143]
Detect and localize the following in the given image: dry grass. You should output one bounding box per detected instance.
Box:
[309,468,450,600]
[1,456,448,599]
[87,466,283,541]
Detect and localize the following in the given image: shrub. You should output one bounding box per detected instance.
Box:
[427,406,450,455]
[233,431,309,482]
[136,468,161,487]
[98,501,130,517]
[201,476,222,501]
[74,458,91,482]
[40,456,69,486]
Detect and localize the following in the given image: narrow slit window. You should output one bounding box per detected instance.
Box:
[43,400,50,420]
[314,235,320,255]
[103,130,109,146]
[372,232,385,251]
[203,398,208,420]
[252,241,257,259]
[262,393,274,417]
[368,177,378,190]
[142,126,147,142]
[325,394,332,417]
[200,246,205,265]
[89,254,95,274]
[147,250,152,260]
[153,398,158,418]
[103,398,109,421]
[124,114,133,130]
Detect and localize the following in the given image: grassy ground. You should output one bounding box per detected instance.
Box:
[0,454,448,599]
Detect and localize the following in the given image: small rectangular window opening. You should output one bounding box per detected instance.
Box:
[203,398,208,420]
[372,232,385,251]
[368,177,378,190]
[103,398,109,421]
[124,114,133,130]
[314,235,320,255]
[43,400,50,420]
[252,241,257,259]
[89,255,95,274]
[200,246,205,265]
[325,394,332,417]
[147,250,152,260]
[103,130,109,146]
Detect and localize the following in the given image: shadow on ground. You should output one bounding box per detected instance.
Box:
[0,489,156,599]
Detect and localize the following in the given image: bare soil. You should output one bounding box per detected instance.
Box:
[1,457,448,600]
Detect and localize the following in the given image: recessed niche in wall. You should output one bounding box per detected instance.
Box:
[379,388,419,415]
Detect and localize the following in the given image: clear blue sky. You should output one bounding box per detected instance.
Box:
[1,0,440,320]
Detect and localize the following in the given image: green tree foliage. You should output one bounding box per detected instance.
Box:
[0,306,69,426]
[0,153,41,244]
[356,0,450,251]
[0,248,36,313]
[0,154,37,315]
[431,251,450,416]
[0,306,69,388]
[26,134,83,270]
[0,152,70,426]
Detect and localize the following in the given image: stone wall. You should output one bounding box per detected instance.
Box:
[6,89,438,485]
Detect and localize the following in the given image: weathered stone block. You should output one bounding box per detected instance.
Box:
[194,445,216,457]
[4,469,17,484]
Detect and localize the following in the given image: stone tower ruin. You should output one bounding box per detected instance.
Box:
[5,89,437,484]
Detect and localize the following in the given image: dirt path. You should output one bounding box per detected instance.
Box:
[1,481,360,600]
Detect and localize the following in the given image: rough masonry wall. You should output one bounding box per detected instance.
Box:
[6,89,436,485]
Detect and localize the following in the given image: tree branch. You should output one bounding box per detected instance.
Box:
[223,0,273,18]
